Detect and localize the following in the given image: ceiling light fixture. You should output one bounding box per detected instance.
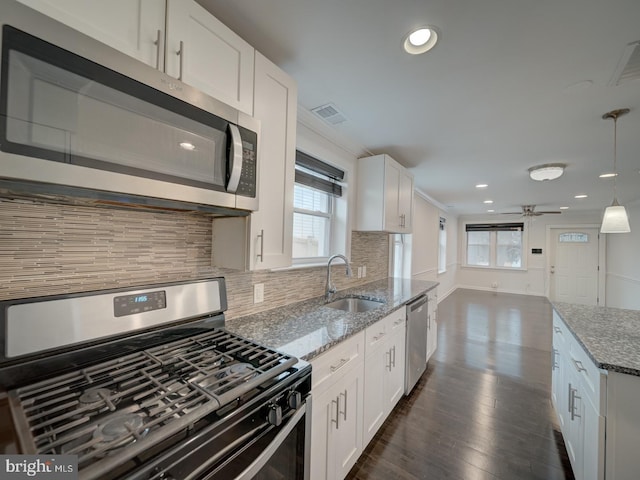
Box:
[483,200,493,204]
[528,163,565,181]
[559,206,569,210]
[575,194,588,199]
[403,26,439,55]
[599,172,618,178]
[600,108,631,233]
[475,184,488,188]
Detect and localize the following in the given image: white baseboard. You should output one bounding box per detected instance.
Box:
[454,284,547,297]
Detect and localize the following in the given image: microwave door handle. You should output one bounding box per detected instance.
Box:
[226,124,243,193]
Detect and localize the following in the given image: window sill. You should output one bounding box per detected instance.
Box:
[270,260,328,272]
[461,265,527,272]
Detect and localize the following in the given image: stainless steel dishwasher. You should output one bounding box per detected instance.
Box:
[405,294,428,394]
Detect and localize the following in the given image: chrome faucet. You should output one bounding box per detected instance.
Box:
[325,254,353,301]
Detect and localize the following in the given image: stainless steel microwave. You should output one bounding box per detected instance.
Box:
[0,1,258,212]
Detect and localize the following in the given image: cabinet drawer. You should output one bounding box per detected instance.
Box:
[364,308,405,354]
[568,339,605,413]
[311,331,364,392]
[552,311,570,350]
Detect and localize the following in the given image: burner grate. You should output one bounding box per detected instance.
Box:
[9,328,297,478]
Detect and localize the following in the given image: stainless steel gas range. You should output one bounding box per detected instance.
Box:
[0,278,311,480]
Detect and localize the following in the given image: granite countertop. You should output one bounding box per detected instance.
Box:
[225,277,438,361]
[552,302,640,376]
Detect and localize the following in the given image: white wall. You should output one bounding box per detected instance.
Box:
[411,192,457,300]
[605,200,640,309]
[456,211,601,296]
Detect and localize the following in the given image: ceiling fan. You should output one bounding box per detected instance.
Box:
[503,205,562,217]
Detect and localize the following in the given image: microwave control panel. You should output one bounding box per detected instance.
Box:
[236,126,257,198]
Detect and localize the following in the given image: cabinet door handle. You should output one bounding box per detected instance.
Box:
[331,397,340,429]
[551,348,558,371]
[568,383,573,414]
[176,40,184,80]
[570,388,582,421]
[339,390,348,421]
[154,29,163,71]
[553,326,562,334]
[256,229,264,262]
[391,345,396,368]
[386,349,392,371]
[573,359,587,373]
[330,357,349,373]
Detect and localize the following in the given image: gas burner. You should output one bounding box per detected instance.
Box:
[78,388,118,412]
[215,363,256,380]
[92,413,149,452]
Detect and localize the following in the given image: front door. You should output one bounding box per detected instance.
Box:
[549,228,600,305]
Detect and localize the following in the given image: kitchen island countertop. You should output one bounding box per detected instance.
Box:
[224,277,438,361]
[552,302,640,376]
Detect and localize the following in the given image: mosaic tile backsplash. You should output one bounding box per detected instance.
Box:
[0,198,389,319]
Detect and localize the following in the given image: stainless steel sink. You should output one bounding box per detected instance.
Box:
[325,297,384,313]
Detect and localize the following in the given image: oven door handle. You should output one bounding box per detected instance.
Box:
[235,403,307,480]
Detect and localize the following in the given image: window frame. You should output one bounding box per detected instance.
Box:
[292,183,335,264]
[463,222,527,270]
[291,149,345,266]
[438,217,447,274]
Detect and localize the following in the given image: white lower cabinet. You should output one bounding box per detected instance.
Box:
[311,309,408,480]
[363,308,406,445]
[551,310,606,480]
[310,332,364,480]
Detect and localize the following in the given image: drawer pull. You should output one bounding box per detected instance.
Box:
[553,326,562,334]
[330,357,349,373]
[551,348,558,371]
[373,332,386,342]
[573,359,587,373]
[393,319,404,327]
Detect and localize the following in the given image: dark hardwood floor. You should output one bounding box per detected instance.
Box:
[346,288,575,480]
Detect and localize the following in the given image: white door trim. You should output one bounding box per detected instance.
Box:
[545,224,606,304]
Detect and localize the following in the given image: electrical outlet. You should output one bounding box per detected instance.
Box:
[491,281,498,289]
[253,283,264,303]
[357,266,363,279]
[362,265,367,278]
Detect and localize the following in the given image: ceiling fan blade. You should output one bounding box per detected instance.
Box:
[536,211,562,214]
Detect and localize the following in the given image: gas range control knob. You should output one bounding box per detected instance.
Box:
[287,391,302,410]
[267,404,283,427]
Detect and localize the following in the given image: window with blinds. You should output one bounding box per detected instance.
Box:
[292,150,344,261]
[465,223,524,268]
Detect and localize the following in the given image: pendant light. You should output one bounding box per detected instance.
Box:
[600,108,631,233]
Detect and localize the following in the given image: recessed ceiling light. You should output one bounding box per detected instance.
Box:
[528,163,566,181]
[559,206,569,210]
[179,142,196,151]
[599,172,618,178]
[475,184,488,188]
[403,26,439,54]
[487,209,495,213]
[483,200,493,204]
[575,194,588,199]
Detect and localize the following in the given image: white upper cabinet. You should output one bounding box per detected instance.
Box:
[18,0,255,115]
[16,0,166,68]
[356,154,414,233]
[211,52,297,271]
[246,52,297,270]
[165,0,254,115]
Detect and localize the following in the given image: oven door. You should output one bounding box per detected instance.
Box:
[233,402,310,480]
[137,392,310,480]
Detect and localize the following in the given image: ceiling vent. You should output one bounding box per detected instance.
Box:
[310,103,347,125]
[609,40,640,86]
